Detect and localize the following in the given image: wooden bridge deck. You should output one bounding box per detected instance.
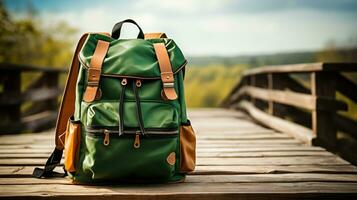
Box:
[1,108,357,199]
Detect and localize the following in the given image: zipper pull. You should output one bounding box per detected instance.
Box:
[103,129,110,146]
[134,132,141,149]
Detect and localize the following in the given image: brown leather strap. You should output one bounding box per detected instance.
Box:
[83,40,110,102]
[145,32,167,39]
[55,33,109,150]
[153,43,177,100]
[55,33,89,150]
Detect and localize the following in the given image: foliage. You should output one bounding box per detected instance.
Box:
[316,44,357,121]
[0,1,77,68]
[316,48,357,63]
[0,1,77,93]
[1,1,356,109]
[188,51,316,67]
[184,64,247,107]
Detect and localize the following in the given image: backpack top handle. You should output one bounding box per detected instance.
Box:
[111,19,145,39]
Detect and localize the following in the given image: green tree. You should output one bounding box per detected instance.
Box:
[0,1,77,68]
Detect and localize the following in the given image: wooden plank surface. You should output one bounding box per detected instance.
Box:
[0,108,357,199]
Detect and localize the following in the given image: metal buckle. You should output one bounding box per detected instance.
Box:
[163,82,174,88]
[87,81,99,87]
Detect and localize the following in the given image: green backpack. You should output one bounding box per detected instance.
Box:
[33,19,196,183]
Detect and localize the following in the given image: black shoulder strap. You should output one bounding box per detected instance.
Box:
[32,148,65,178]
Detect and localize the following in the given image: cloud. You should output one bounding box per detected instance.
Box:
[6,0,357,55]
[7,0,357,14]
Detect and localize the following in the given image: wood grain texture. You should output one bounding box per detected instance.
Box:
[0,109,357,199]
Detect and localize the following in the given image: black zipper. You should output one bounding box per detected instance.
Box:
[86,127,178,138]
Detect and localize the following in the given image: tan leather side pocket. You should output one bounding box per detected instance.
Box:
[180,120,196,172]
[64,117,81,173]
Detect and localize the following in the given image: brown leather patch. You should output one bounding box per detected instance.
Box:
[180,123,196,172]
[64,118,81,173]
[144,32,167,39]
[167,152,176,166]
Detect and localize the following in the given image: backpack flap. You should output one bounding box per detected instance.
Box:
[78,34,187,80]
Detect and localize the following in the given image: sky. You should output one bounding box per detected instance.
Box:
[5,0,357,56]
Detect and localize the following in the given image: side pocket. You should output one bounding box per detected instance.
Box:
[180,120,196,173]
[64,116,81,173]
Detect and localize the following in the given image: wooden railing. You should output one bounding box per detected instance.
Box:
[223,62,357,159]
[0,63,67,133]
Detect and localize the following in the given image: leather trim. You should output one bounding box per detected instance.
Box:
[58,132,66,147]
[144,32,167,39]
[180,122,196,173]
[167,152,176,166]
[83,40,110,102]
[54,33,88,150]
[54,32,109,150]
[153,43,178,100]
[64,117,81,173]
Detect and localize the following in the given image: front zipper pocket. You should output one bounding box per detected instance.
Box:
[86,127,178,148]
[86,127,179,137]
[80,127,179,181]
[81,101,179,129]
[77,83,181,182]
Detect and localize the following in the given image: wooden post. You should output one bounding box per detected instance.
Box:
[253,74,269,110]
[3,70,21,122]
[268,73,287,117]
[44,72,59,112]
[311,72,337,150]
[250,75,256,106]
[245,76,251,102]
[267,73,273,115]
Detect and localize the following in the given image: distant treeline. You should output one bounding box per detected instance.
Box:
[188,48,357,68]
[1,2,356,108]
[185,47,357,107]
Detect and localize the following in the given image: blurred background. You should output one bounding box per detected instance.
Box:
[2,0,357,107]
[1,0,357,132]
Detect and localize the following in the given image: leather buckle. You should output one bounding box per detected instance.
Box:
[161,72,173,82]
[87,68,101,81]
